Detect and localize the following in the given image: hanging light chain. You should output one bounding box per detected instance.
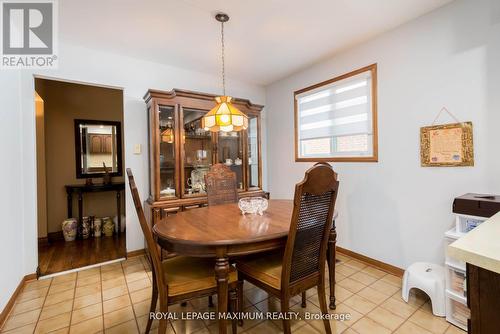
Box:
[220,20,226,96]
[203,13,248,133]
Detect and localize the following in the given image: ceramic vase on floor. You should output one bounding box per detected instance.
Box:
[103,217,114,237]
[62,218,77,241]
[93,218,102,237]
[81,217,90,239]
[113,215,126,233]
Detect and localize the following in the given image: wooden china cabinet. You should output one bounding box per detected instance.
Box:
[143,89,267,227]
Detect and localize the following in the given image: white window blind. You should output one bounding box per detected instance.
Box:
[295,67,376,160]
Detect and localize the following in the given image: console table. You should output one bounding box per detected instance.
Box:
[65,182,125,237]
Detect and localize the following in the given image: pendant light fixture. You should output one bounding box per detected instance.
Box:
[201,13,248,133]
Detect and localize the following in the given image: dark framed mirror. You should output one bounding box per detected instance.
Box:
[74,119,123,179]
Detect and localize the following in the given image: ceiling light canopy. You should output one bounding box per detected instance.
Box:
[202,13,248,133]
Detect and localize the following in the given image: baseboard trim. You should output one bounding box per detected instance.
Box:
[0,273,37,330]
[336,246,404,277]
[24,273,37,281]
[47,231,64,242]
[127,249,145,258]
[38,237,49,247]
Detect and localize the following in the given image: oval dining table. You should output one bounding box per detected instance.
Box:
[153,199,338,334]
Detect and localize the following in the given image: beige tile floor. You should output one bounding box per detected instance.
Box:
[0,253,467,334]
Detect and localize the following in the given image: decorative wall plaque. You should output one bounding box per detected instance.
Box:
[420,122,474,167]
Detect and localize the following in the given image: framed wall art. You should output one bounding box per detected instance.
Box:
[420,121,474,167]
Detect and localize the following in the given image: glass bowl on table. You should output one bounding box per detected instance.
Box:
[238,197,268,215]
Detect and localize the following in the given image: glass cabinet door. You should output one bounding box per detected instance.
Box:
[217,131,244,191]
[247,115,260,189]
[181,108,214,197]
[158,105,177,199]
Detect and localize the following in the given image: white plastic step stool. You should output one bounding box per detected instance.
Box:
[402,262,446,316]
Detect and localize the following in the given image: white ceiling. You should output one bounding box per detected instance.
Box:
[60,0,453,85]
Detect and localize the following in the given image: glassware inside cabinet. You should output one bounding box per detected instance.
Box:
[218,131,244,190]
[182,108,213,196]
[158,105,176,198]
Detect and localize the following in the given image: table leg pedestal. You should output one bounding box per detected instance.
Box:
[66,191,73,218]
[116,190,121,234]
[215,254,230,334]
[327,223,337,310]
[77,191,83,239]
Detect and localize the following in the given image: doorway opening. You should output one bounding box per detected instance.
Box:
[35,77,126,276]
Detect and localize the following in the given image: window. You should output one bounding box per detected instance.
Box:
[294,64,378,162]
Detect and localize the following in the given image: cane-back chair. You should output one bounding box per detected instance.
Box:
[127,168,240,334]
[235,163,339,334]
[205,163,238,206]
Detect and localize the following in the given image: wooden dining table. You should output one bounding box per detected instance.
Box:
[153,199,338,334]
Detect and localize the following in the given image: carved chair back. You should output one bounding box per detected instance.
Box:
[204,163,238,206]
[281,163,339,288]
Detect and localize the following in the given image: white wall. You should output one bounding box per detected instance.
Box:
[2,42,265,309]
[0,72,26,311]
[266,0,500,269]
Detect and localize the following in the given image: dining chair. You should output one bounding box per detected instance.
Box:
[127,168,240,334]
[235,162,339,334]
[205,163,238,206]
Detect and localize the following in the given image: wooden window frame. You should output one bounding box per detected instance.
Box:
[294,63,378,162]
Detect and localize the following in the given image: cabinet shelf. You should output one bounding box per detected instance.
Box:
[219,136,239,140]
[185,135,211,140]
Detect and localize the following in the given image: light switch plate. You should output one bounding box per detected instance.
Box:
[133,144,141,155]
